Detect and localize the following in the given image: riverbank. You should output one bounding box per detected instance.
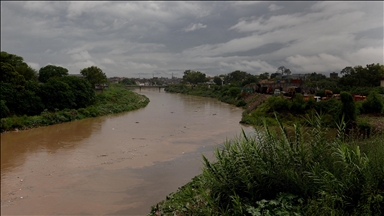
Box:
[149,116,384,215]
[154,84,384,215]
[0,84,149,133]
[165,83,246,107]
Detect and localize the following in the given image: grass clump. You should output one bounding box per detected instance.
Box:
[149,113,384,215]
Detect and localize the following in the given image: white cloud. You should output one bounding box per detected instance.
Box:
[68,60,97,72]
[70,51,92,61]
[219,59,276,73]
[286,53,352,73]
[184,23,207,32]
[26,62,40,70]
[66,2,108,19]
[101,58,116,65]
[344,47,384,66]
[123,61,157,70]
[1,1,382,77]
[229,13,304,33]
[268,4,284,12]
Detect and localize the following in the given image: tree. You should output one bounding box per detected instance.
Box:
[276,66,291,75]
[241,75,258,86]
[213,76,223,86]
[80,66,108,88]
[0,80,44,116]
[338,63,384,88]
[39,78,76,111]
[1,51,38,81]
[307,72,326,81]
[38,65,69,83]
[182,70,206,84]
[258,72,269,80]
[0,100,10,118]
[1,51,24,66]
[59,76,95,109]
[0,62,26,88]
[270,73,280,79]
[121,78,137,85]
[17,65,38,81]
[224,71,257,86]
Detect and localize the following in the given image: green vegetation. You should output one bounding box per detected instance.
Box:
[241,89,383,131]
[1,51,38,81]
[165,83,245,106]
[80,65,108,88]
[149,115,384,215]
[156,63,384,215]
[38,64,69,83]
[1,84,149,132]
[120,77,137,85]
[0,51,149,132]
[339,64,384,88]
[182,70,207,84]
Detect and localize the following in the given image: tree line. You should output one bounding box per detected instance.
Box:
[0,51,108,118]
[181,63,384,92]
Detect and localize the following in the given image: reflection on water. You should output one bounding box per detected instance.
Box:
[1,88,254,215]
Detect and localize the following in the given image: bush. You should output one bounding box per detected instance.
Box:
[228,87,241,98]
[236,99,246,107]
[340,91,357,124]
[266,96,290,112]
[290,93,306,113]
[362,91,383,114]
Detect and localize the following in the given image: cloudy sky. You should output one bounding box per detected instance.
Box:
[1,1,383,78]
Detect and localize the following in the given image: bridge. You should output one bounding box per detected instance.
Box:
[125,85,168,92]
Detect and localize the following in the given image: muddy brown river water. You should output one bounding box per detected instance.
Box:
[1,88,255,215]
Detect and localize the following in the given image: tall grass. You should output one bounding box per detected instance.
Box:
[150,113,384,215]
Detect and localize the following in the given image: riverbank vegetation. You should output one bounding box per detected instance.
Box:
[165,66,384,135]
[149,114,384,215]
[0,51,149,132]
[158,65,384,215]
[1,84,149,132]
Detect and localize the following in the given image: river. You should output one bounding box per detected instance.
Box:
[1,88,255,215]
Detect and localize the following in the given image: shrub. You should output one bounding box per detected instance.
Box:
[236,99,247,107]
[228,87,241,98]
[266,96,290,112]
[362,91,383,114]
[290,93,306,113]
[340,91,356,124]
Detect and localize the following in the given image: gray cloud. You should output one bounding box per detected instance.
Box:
[184,23,207,32]
[1,1,383,78]
[268,4,284,12]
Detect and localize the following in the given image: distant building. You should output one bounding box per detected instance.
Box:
[380,77,384,87]
[330,72,339,79]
